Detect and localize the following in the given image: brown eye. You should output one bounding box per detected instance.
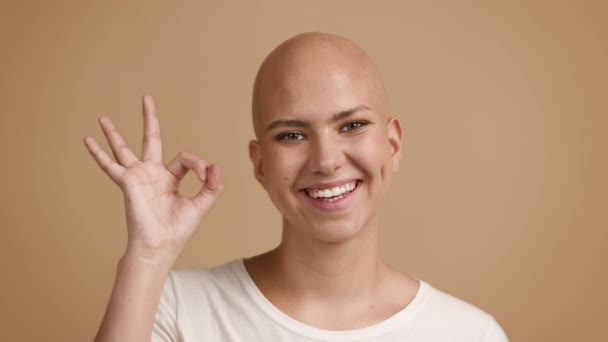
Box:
[277,132,305,141]
[340,121,368,132]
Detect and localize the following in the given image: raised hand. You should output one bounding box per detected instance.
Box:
[84,95,222,262]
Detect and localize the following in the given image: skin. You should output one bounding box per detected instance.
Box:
[85,97,223,342]
[246,32,419,329]
[85,32,418,341]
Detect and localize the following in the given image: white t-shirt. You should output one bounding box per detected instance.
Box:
[152,259,508,341]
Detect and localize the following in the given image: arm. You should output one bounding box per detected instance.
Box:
[84,95,223,342]
[95,254,172,342]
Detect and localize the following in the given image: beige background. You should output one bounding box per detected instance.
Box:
[1,1,606,341]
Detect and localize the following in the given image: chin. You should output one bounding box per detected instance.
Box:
[297,218,370,244]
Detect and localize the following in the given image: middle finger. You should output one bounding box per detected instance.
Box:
[99,116,139,167]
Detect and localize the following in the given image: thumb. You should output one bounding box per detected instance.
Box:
[191,163,223,212]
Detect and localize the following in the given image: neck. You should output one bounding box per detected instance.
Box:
[243,215,419,330]
[274,215,386,302]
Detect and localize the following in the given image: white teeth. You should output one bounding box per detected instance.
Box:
[307,181,358,199]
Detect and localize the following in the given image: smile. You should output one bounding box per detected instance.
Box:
[302,180,361,204]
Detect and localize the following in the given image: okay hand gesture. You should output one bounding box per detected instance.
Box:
[84,96,222,262]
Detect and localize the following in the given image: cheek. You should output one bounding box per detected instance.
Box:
[348,134,393,187]
[358,134,391,167]
[262,147,302,187]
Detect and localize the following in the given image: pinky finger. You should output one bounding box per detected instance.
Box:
[83,136,125,182]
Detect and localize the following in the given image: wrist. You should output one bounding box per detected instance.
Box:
[121,247,178,271]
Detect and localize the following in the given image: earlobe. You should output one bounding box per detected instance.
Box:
[387,117,403,172]
[248,140,265,187]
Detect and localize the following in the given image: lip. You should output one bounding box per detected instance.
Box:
[299,179,362,211]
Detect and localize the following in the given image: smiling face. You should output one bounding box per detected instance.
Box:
[249,33,403,242]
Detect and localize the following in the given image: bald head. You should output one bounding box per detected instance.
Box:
[251,32,388,138]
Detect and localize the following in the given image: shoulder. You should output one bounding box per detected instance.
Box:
[418,281,491,319]
[162,259,247,303]
[169,259,242,283]
[153,260,257,341]
[411,281,508,341]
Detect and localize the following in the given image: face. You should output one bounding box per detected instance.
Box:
[249,50,402,243]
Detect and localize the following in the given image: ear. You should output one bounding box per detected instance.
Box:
[387,116,403,172]
[248,139,266,188]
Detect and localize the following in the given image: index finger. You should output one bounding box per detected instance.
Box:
[141,95,163,163]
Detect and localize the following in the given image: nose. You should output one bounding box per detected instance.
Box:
[308,134,345,175]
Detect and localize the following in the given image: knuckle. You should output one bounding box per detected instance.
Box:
[143,134,159,143]
[105,127,119,137]
[146,130,161,139]
[93,149,105,159]
[186,153,197,161]
[99,161,110,172]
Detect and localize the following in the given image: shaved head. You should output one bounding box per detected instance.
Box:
[247,32,404,241]
[251,32,388,138]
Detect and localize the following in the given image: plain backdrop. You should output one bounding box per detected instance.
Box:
[1,1,606,341]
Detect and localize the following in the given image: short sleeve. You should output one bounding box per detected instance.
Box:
[152,272,179,342]
[482,318,509,342]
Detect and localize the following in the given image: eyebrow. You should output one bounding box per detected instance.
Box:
[266,105,371,132]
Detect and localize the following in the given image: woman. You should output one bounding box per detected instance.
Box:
[85,32,508,341]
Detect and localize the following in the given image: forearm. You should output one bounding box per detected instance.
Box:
[95,254,174,342]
